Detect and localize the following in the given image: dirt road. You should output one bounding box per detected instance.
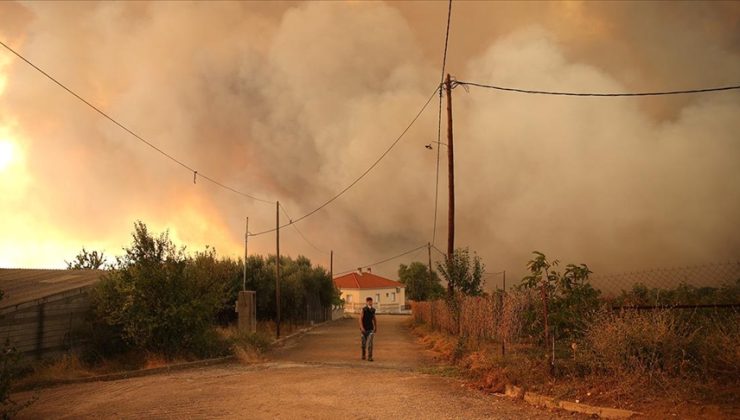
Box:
[15,315,573,419]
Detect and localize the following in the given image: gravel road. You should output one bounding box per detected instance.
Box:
[14,315,577,419]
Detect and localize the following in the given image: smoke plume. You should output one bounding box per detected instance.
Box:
[0,2,738,289]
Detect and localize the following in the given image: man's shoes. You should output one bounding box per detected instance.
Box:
[367,357,373,362]
[361,355,366,360]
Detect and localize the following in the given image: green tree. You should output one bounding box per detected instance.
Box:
[228,254,339,323]
[520,251,600,340]
[66,247,107,270]
[91,221,226,357]
[436,247,485,296]
[398,261,444,301]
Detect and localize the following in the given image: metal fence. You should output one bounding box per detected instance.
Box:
[590,261,740,297]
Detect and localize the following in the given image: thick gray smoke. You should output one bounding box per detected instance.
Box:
[0,2,738,288]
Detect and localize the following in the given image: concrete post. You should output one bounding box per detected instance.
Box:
[237,291,257,333]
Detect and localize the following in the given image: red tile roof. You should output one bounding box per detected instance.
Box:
[333,272,404,289]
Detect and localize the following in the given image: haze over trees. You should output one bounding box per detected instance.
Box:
[436,247,485,297]
[398,261,445,301]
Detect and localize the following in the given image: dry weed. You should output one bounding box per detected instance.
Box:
[13,354,93,389]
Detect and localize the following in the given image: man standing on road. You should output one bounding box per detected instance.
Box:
[360,297,377,361]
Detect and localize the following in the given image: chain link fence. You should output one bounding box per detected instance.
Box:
[411,279,739,383]
[590,261,740,296]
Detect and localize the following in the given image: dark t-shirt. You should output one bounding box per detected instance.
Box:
[361,306,376,331]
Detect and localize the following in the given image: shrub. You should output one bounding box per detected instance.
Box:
[582,309,698,381]
[436,248,485,297]
[236,254,339,323]
[519,252,601,342]
[90,222,226,358]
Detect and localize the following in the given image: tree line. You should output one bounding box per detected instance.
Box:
[70,221,339,358]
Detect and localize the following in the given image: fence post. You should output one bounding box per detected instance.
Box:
[500,291,506,357]
[541,272,552,376]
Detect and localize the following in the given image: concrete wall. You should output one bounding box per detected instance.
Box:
[236,291,257,333]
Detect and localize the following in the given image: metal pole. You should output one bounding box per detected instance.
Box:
[445,73,455,295]
[243,217,248,291]
[276,201,281,339]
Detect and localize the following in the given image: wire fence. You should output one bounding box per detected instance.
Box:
[479,261,740,305]
[589,261,740,297]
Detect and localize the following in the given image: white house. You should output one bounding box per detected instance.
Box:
[333,268,406,314]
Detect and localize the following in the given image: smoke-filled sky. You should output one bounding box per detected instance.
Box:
[1,1,738,288]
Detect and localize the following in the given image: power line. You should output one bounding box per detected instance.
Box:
[453,80,740,97]
[278,202,326,255]
[0,40,274,204]
[432,0,452,246]
[333,244,428,277]
[250,86,440,236]
[431,244,447,258]
[2,38,440,244]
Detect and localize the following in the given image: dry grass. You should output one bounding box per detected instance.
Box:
[232,346,263,364]
[13,354,94,389]
[15,325,274,390]
[217,325,272,365]
[412,301,740,417]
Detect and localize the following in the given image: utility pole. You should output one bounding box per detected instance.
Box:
[276,201,281,339]
[445,73,455,295]
[501,269,507,357]
[427,242,434,298]
[243,217,248,291]
[330,250,333,280]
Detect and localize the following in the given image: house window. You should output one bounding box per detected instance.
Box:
[386,293,389,297]
[376,293,380,303]
[346,295,352,303]
[392,292,396,302]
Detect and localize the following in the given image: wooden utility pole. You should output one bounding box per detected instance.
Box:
[445,73,455,294]
[243,217,248,291]
[501,269,507,357]
[276,201,281,339]
[330,250,333,280]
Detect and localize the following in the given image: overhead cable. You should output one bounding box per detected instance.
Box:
[0,40,274,204]
[250,86,440,236]
[431,244,447,258]
[333,244,428,277]
[453,80,740,97]
[278,202,327,255]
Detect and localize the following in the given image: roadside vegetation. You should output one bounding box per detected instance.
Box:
[398,261,445,301]
[10,221,339,391]
[411,250,740,417]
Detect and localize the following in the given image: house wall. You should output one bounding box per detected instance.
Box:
[339,286,406,313]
